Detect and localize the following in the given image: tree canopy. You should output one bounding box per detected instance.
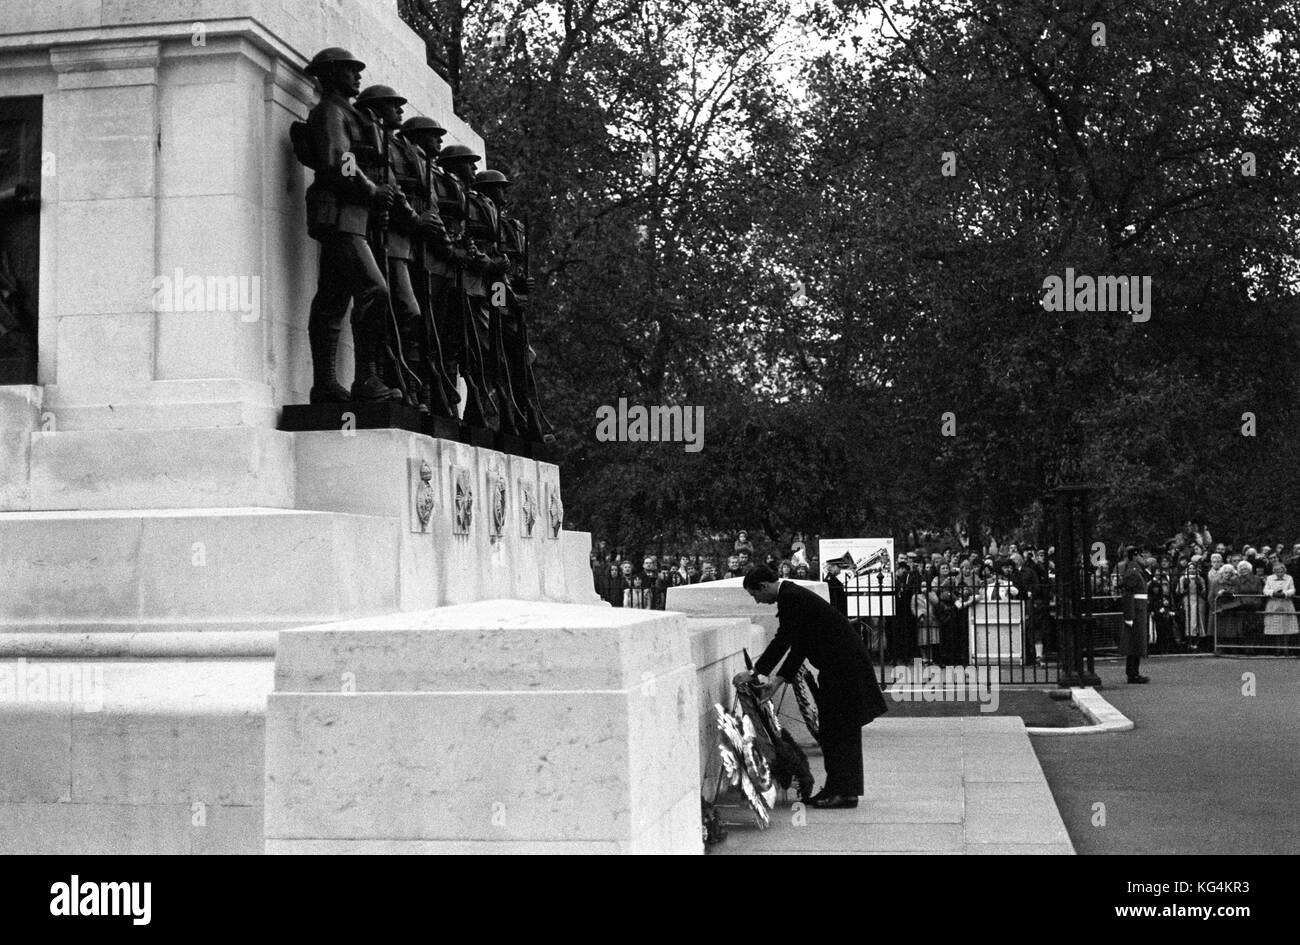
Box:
[399,0,1300,552]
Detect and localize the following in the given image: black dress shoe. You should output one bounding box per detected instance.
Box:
[811,794,859,809]
[1127,675,1150,684]
[805,787,828,804]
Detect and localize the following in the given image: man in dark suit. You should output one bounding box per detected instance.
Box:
[734,566,888,809]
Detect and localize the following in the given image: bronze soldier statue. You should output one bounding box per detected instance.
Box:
[426,144,498,429]
[397,114,462,421]
[294,47,401,403]
[355,84,459,418]
[451,151,526,436]
[474,170,554,443]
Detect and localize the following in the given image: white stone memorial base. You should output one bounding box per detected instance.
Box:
[264,600,703,854]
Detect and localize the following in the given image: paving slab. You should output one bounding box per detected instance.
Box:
[712,716,1074,855]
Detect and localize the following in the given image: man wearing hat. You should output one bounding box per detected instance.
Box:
[1117,545,1151,682]
[297,48,400,403]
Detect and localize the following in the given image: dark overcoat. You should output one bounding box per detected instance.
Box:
[754,581,888,735]
[1118,561,1150,657]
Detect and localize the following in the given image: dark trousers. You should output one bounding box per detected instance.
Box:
[308,233,388,340]
[820,726,864,796]
[1126,654,1142,678]
[428,273,463,366]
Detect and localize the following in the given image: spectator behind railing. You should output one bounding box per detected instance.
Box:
[1263,559,1297,636]
[1213,563,1241,638]
[1178,558,1209,651]
[625,573,652,609]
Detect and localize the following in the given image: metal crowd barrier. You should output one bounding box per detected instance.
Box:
[1211,593,1300,655]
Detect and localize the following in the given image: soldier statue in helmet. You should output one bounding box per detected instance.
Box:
[422,143,498,429]
[354,84,458,418]
[293,47,401,404]
[396,113,461,423]
[473,169,554,443]
[448,148,526,436]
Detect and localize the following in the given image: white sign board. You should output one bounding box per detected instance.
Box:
[818,537,895,618]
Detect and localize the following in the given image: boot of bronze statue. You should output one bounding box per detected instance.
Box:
[308,325,352,403]
[351,323,403,402]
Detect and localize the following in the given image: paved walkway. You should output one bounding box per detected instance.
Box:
[712,716,1073,854]
[1032,654,1300,854]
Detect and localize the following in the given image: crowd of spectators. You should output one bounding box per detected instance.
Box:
[1086,522,1299,650]
[589,531,819,610]
[589,520,1300,655]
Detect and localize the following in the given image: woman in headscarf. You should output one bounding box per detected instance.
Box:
[1263,560,1297,638]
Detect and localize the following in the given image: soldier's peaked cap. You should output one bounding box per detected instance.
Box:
[475,169,511,186]
[401,115,447,136]
[438,144,481,164]
[305,47,365,76]
[356,84,407,106]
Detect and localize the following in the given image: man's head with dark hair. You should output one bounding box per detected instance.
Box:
[743,565,781,603]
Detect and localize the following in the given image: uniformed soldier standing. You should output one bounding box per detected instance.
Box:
[1118,545,1152,683]
[473,170,554,443]
[298,48,400,403]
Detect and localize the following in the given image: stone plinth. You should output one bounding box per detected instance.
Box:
[0,429,593,656]
[0,658,271,855]
[686,617,762,783]
[264,600,702,854]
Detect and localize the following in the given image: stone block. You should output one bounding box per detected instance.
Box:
[38,378,279,432]
[0,512,144,622]
[0,385,40,511]
[52,197,156,318]
[28,425,295,509]
[188,804,263,855]
[0,801,192,855]
[135,508,400,622]
[0,701,74,803]
[157,75,256,198]
[71,706,263,806]
[266,601,701,852]
[0,0,103,35]
[52,82,158,201]
[55,312,155,388]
